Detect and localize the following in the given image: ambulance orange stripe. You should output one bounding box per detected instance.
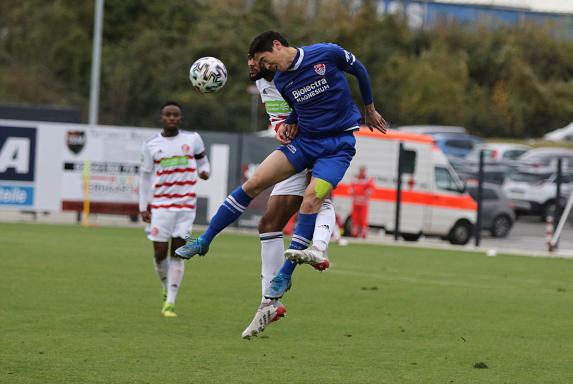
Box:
[356,127,434,144]
[334,183,477,210]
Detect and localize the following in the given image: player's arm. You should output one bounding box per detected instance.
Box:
[196,151,210,180]
[194,134,210,180]
[276,108,298,144]
[277,88,299,144]
[139,143,154,223]
[367,179,376,195]
[330,44,387,134]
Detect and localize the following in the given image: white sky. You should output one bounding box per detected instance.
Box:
[439,0,573,13]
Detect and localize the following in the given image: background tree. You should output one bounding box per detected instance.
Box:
[0,1,571,136]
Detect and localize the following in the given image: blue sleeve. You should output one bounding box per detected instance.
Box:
[285,108,298,125]
[328,44,373,105]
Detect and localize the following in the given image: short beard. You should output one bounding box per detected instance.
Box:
[250,67,274,82]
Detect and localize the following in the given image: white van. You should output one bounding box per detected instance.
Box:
[333,129,477,245]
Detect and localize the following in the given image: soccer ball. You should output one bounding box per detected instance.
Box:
[189,57,228,93]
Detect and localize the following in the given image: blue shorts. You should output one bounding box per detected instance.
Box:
[278,131,356,188]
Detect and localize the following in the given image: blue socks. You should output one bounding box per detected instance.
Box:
[201,186,253,244]
[279,212,318,276]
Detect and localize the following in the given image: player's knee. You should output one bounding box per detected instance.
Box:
[153,251,168,262]
[243,177,264,197]
[258,213,277,233]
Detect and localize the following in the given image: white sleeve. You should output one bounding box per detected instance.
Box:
[141,142,154,173]
[139,171,152,211]
[195,134,210,174]
[139,143,153,211]
[194,133,206,155]
[255,80,265,103]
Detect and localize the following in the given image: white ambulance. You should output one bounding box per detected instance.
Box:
[333,129,477,245]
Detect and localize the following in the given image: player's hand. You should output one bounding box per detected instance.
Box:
[199,171,209,180]
[284,123,298,141]
[276,123,295,145]
[364,104,387,134]
[141,211,151,223]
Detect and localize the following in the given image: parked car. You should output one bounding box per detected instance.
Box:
[543,121,573,141]
[397,125,467,135]
[431,133,483,158]
[450,156,506,185]
[453,143,532,185]
[515,147,573,173]
[502,171,573,220]
[465,183,515,237]
[466,143,531,163]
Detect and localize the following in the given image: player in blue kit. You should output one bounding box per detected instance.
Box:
[176,31,386,300]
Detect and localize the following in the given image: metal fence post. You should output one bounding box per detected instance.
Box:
[474,150,484,247]
[394,142,403,241]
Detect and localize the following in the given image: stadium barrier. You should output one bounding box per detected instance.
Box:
[0,119,279,227]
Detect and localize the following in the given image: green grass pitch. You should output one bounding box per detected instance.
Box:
[1,222,573,383]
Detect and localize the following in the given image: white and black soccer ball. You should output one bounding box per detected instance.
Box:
[189,57,228,93]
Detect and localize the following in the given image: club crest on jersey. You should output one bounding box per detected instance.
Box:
[181,144,190,153]
[314,63,326,76]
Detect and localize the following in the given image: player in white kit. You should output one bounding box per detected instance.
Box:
[241,56,340,339]
[139,101,210,318]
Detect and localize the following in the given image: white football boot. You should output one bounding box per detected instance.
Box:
[284,246,330,271]
[241,300,287,339]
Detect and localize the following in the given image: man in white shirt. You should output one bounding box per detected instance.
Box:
[139,101,210,317]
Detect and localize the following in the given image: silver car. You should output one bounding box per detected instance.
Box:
[515,147,573,174]
[466,183,515,237]
[466,143,531,164]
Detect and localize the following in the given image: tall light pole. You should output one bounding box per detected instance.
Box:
[89,0,104,126]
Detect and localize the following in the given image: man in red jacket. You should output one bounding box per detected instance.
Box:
[350,166,375,238]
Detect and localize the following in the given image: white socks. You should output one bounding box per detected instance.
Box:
[155,256,185,306]
[257,200,337,303]
[260,232,284,301]
[166,257,185,305]
[154,258,169,290]
[313,199,337,252]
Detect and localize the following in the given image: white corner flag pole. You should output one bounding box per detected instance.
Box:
[550,192,573,249]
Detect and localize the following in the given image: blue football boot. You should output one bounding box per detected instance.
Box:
[264,272,293,299]
[175,236,209,259]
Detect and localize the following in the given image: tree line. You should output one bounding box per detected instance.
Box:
[0,0,571,137]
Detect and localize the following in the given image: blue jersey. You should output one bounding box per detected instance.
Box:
[273,43,373,138]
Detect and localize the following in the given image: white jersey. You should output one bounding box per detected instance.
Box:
[141,131,205,211]
[256,78,310,197]
[256,78,292,132]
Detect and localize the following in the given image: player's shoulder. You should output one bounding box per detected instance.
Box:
[256,78,274,92]
[301,43,344,64]
[179,130,200,139]
[304,42,342,54]
[143,132,161,145]
[180,130,206,144]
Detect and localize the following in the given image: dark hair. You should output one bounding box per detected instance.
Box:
[248,31,290,57]
[160,100,182,113]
